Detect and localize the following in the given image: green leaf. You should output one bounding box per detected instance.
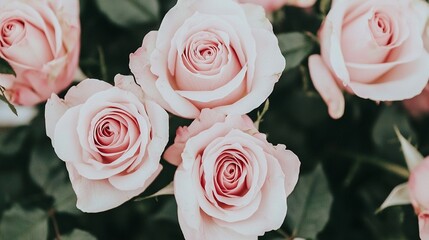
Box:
[372,105,416,162]
[0,58,15,76]
[319,0,332,16]
[0,127,28,156]
[62,229,97,240]
[0,205,48,240]
[286,164,333,239]
[0,86,17,116]
[277,32,315,71]
[394,127,423,171]
[29,142,79,215]
[95,0,159,27]
[153,197,178,223]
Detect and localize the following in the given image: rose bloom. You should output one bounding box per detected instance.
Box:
[129,0,285,119]
[403,0,429,117]
[164,109,300,239]
[45,75,169,212]
[408,157,429,240]
[0,0,80,106]
[309,0,429,119]
[237,0,316,11]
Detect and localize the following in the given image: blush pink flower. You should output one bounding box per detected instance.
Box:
[129,0,285,119]
[0,0,80,106]
[237,0,316,12]
[309,0,429,119]
[164,109,300,239]
[403,0,429,118]
[45,75,169,213]
[409,157,429,240]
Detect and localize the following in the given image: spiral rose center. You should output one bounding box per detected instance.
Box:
[182,31,231,75]
[214,150,249,199]
[93,108,139,163]
[1,19,25,47]
[369,11,393,46]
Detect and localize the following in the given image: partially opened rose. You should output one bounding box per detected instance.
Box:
[309,0,429,119]
[0,0,80,106]
[129,0,285,119]
[238,0,316,11]
[164,109,300,239]
[45,75,169,212]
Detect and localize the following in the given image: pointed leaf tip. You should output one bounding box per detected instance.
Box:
[394,126,423,171]
[377,182,411,213]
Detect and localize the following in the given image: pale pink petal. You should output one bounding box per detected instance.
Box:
[235,3,272,35]
[114,74,145,101]
[349,53,429,101]
[320,4,350,84]
[409,157,429,210]
[271,145,300,196]
[109,101,169,190]
[308,54,345,119]
[109,165,163,191]
[45,94,68,139]
[214,26,284,115]
[420,212,429,240]
[130,31,199,118]
[66,163,149,213]
[200,215,254,240]
[52,106,82,162]
[214,156,286,236]
[64,79,112,106]
[174,164,203,235]
[176,66,247,103]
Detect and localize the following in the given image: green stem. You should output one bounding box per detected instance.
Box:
[276,228,290,239]
[48,208,61,240]
[339,151,409,179]
[97,46,108,81]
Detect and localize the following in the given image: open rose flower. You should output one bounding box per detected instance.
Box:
[379,131,429,239]
[403,0,429,117]
[45,75,169,212]
[237,0,316,11]
[309,0,429,119]
[129,0,285,119]
[164,109,300,239]
[0,0,80,106]
[409,157,429,240]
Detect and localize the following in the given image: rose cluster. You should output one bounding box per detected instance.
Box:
[0,0,429,239]
[45,0,300,238]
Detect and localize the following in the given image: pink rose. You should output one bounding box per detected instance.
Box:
[164,109,300,239]
[419,212,429,240]
[409,157,429,239]
[403,0,429,117]
[309,0,429,119]
[0,0,80,106]
[237,0,316,11]
[129,0,285,119]
[45,75,169,212]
